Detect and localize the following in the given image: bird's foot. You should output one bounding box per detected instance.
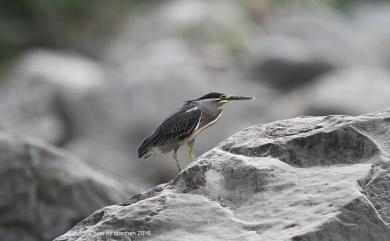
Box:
[188,153,196,161]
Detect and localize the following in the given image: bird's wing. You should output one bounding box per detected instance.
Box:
[149,107,202,146]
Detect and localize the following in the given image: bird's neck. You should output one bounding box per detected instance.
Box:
[201,105,222,120]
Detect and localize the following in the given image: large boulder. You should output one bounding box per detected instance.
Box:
[55,110,390,241]
[0,49,146,186]
[0,133,136,241]
[0,49,104,145]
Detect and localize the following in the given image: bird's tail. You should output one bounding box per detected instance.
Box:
[138,138,152,159]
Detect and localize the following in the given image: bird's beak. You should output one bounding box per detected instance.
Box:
[221,95,254,103]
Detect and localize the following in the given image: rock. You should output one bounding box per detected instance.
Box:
[0,49,149,187]
[64,138,149,189]
[55,110,390,241]
[0,78,66,145]
[350,2,390,67]
[250,8,386,91]
[302,68,390,116]
[12,49,104,90]
[105,0,254,70]
[0,49,105,145]
[268,67,390,119]
[250,35,334,90]
[0,132,134,241]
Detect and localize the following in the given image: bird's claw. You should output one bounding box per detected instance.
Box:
[188,153,196,161]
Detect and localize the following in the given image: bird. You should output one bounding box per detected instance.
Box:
[137,92,254,172]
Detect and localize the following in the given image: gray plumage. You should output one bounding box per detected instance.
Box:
[138,103,202,156]
[138,92,254,172]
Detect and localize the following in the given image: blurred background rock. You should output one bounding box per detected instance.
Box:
[1,0,390,190]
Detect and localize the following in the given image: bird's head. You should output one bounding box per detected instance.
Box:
[187,92,254,106]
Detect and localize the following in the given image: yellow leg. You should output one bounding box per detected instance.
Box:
[188,139,196,160]
[173,146,181,172]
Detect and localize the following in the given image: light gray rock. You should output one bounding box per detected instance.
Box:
[0,78,65,145]
[250,34,334,90]
[0,133,134,241]
[250,8,388,90]
[104,0,254,70]
[0,50,147,187]
[350,2,390,67]
[0,49,105,145]
[301,68,390,116]
[268,67,390,119]
[12,49,104,90]
[55,110,390,241]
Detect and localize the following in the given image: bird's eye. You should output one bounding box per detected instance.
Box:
[220,95,227,99]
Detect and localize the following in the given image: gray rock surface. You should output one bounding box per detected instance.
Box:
[0,132,135,241]
[55,110,390,241]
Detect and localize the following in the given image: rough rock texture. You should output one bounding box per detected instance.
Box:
[0,133,136,241]
[55,110,390,241]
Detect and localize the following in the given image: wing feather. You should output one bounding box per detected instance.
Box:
[149,107,202,146]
